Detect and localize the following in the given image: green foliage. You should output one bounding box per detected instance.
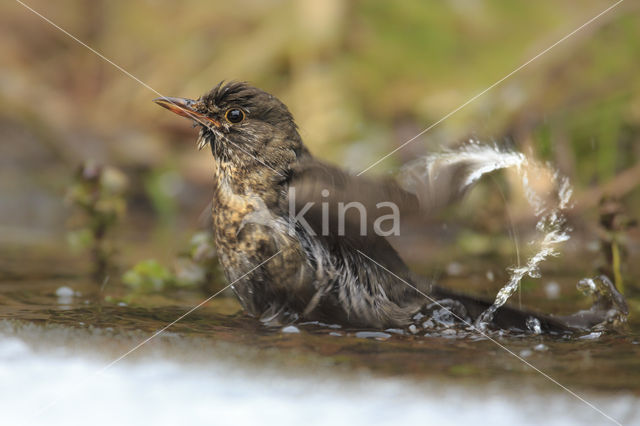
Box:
[122,259,175,292]
[143,168,181,227]
[121,231,222,294]
[534,122,552,161]
[66,228,94,252]
[174,231,222,290]
[66,162,128,281]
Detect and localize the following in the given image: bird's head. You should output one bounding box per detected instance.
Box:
[154,81,305,175]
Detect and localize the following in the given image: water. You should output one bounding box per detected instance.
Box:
[1,141,638,425]
[1,245,639,425]
[400,142,609,330]
[2,330,638,426]
[476,169,572,328]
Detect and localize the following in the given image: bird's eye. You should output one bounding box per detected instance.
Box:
[225,108,245,124]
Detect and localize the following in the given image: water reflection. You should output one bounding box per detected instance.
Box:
[0,246,639,397]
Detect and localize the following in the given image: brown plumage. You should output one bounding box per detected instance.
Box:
[154,81,624,333]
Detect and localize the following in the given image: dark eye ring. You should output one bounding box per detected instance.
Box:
[225,108,245,124]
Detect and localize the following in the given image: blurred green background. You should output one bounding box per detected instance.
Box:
[1,0,638,296]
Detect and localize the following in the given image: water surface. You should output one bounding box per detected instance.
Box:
[1,244,639,425]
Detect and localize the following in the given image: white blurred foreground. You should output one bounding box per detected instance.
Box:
[0,321,638,426]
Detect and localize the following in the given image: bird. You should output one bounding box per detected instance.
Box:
[154,81,625,334]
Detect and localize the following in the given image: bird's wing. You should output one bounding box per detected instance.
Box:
[201,148,501,231]
[284,158,415,271]
[286,146,520,224]
[279,158,427,325]
[396,145,528,214]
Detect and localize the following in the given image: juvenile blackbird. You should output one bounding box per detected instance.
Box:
[154,81,621,333]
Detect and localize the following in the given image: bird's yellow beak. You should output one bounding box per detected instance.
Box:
[153,97,221,128]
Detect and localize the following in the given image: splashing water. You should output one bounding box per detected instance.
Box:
[399,142,528,213]
[573,275,629,328]
[400,141,574,330]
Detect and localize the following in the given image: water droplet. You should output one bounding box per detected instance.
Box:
[55,286,74,297]
[544,281,560,299]
[355,331,391,340]
[526,317,542,335]
[519,349,533,358]
[446,262,463,276]
[578,332,602,340]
